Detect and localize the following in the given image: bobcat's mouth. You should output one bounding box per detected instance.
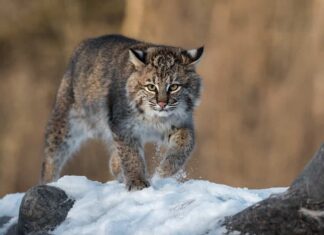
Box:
[157,106,167,112]
[141,100,178,117]
[154,104,170,112]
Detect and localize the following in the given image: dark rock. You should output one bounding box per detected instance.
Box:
[224,144,324,235]
[17,185,74,235]
[224,192,324,234]
[290,145,324,201]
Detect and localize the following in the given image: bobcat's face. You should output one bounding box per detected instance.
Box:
[127,47,203,119]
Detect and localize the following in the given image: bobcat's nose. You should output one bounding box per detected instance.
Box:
[158,101,167,109]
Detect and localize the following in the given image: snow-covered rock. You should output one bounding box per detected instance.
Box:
[0,176,285,235]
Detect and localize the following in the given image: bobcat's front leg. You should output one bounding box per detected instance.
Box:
[157,127,195,178]
[115,137,150,191]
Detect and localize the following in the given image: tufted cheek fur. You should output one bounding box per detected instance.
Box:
[182,72,202,110]
[126,72,153,113]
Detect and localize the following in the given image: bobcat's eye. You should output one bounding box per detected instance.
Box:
[145,84,157,92]
[169,84,181,92]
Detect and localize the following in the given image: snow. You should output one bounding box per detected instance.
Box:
[0,176,286,235]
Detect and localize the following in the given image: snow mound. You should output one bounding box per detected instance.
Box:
[0,176,285,235]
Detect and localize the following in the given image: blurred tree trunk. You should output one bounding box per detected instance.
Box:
[122,0,324,188]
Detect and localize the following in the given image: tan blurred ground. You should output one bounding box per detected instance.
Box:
[1,0,324,196]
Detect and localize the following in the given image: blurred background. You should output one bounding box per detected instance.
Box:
[1,0,324,197]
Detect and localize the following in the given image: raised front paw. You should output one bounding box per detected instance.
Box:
[156,167,169,178]
[156,164,176,178]
[126,178,150,191]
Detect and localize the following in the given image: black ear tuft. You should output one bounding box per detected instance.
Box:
[195,46,204,61]
[182,46,204,65]
[129,49,147,67]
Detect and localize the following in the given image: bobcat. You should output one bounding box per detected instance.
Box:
[41,35,203,190]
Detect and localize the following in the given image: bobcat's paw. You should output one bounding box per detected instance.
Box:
[156,166,173,178]
[126,178,150,191]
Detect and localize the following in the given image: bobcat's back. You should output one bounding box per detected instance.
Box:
[69,35,142,110]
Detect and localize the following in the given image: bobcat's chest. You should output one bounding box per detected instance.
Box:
[131,115,173,144]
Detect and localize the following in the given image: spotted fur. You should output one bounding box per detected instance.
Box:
[41,35,204,191]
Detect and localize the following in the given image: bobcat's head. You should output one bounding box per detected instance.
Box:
[126,45,203,120]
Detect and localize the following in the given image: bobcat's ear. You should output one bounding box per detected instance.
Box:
[129,49,146,68]
[181,46,204,66]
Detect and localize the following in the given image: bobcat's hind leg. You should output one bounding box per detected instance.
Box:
[41,108,88,184]
[41,112,70,183]
[41,73,73,183]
